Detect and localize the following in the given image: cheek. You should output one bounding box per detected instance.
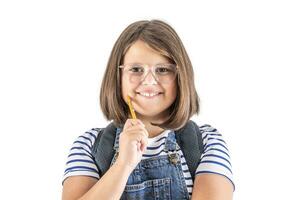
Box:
[172,87,177,101]
[166,84,177,101]
[121,76,127,100]
[121,76,136,98]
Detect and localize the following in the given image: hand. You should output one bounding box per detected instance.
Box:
[115,119,149,172]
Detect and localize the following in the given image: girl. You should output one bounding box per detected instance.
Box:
[62,19,234,200]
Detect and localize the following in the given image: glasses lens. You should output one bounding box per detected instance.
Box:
[122,64,177,84]
[154,64,177,84]
[125,64,145,83]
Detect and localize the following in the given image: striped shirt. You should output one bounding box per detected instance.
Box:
[63,124,234,197]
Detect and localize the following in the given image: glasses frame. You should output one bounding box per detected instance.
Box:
[118,63,178,84]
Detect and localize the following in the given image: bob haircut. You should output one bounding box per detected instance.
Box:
[100,19,200,130]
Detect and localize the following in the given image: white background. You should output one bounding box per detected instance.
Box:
[0,0,299,199]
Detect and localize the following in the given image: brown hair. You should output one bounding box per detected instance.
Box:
[100,19,200,130]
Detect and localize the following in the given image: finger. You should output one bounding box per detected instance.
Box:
[123,119,138,130]
[126,129,148,140]
[125,126,149,138]
[125,124,146,132]
[139,136,148,152]
[124,119,145,131]
[136,119,145,127]
[137,141,141,152]
[133,122,148,137]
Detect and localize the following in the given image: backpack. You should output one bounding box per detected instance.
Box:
[91,120,205,181]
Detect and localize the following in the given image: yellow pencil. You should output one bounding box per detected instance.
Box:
[127,96,143,151]
[127,95,137,119]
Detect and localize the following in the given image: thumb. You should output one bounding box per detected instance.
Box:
[140,137,148,152]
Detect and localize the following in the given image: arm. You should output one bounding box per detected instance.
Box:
[62,160,132,200]
[62,119,148,200]
[191,173,234,200]
[191,124,235,199]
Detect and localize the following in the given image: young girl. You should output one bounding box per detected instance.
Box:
[62,19,234,200]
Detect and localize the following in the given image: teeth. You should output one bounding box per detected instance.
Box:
[139,92,159,97]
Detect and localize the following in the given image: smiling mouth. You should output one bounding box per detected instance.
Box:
[137,92,163,98]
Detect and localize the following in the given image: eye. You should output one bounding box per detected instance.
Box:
[157,67,169,73]
[128,64,144,73]
[155,64,175,74]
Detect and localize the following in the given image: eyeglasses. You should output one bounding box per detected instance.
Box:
[119,63,178,84]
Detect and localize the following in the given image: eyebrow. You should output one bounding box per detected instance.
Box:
[124,62,172,65]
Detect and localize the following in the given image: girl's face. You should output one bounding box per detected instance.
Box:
[121,40,177,123]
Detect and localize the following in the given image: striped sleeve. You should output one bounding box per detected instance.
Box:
[62,128,101,184]
[196,124,235,190]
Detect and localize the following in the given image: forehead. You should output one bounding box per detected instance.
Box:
[123,40,170,65]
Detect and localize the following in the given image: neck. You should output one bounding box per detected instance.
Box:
[142,120,165,138]
[133,110,169,138]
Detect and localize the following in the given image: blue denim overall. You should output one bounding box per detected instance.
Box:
[110,127,190,200]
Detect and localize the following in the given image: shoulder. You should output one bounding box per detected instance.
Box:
[188,121,224,142]
[196,122,219,134]
[186,121,230,160]
[62,128,104,184]
[81,128,103,140]
[195,121,230,157]
[197,123,225,145]
[75,128,104,147]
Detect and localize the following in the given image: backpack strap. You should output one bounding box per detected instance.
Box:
[175,120,204,181]
[91,122,117,177]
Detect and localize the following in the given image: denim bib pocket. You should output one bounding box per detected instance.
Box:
[123,177,171,200]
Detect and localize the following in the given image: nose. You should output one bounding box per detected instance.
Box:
[141,70,158,85]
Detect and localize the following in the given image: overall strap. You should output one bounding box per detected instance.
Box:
[175,120,204,181]
[91,122,117,176]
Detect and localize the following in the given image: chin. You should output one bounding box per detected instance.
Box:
[136,109,169,121]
